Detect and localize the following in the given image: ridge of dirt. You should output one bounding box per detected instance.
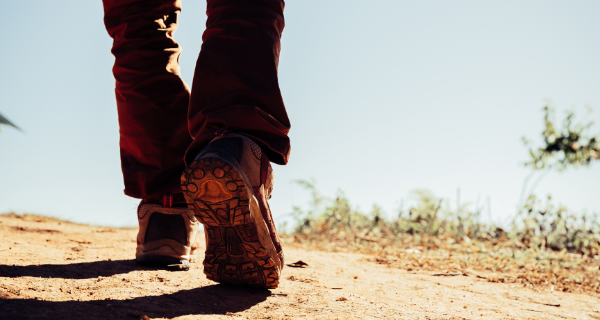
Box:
[0,214,599,320]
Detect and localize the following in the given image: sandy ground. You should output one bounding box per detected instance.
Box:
[0,214,599,320]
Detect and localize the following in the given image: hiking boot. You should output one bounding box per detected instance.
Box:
[181,132,284,288]
[136,193,201,267]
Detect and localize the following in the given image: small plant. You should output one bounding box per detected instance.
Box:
[517,105,598,215]
[522,105,599,171]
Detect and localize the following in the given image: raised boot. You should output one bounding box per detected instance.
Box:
[181,133,284,288]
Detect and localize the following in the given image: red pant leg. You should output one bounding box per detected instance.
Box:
[186,0,291,165]
[103,0,192,200]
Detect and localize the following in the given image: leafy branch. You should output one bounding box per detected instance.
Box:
[523,106,599,171]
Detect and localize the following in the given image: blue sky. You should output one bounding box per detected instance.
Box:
[1,0,599,227]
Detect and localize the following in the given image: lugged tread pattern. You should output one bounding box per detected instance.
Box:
[181,157,280,288]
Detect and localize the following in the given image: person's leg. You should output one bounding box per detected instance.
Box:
[181,0,289,288]
[103,0,192,201]
[103,0,198,267]
[186,0,291,166]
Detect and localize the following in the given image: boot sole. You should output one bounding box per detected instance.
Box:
[181,156,280,288]
[135,242,197,267]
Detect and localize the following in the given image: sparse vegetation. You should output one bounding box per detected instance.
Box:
[284,182,599,294]
[289,183,599,256]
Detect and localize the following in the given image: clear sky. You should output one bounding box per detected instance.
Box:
[1,0,599,227]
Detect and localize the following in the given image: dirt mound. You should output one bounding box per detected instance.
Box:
[0,214,598,319]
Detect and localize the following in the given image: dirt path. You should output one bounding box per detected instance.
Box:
[0,214,598,320]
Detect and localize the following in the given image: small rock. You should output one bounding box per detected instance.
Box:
[287,260,309,268]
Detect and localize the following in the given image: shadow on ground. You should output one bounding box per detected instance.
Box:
[0,260,161,279]
[0,284,270,320]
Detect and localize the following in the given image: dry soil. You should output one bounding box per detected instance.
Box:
[0,214,598,320]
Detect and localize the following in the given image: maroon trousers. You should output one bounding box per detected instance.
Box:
[103,0,291,200]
